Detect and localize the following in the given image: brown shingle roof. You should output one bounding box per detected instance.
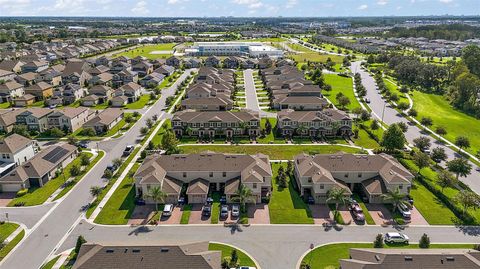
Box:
[0,134,32,154]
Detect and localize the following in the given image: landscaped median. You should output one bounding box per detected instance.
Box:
[0,222,25,262]
[8,150,104,207]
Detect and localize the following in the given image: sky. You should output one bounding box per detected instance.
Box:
[0,0,479,17]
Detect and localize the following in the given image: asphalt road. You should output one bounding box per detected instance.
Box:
[243,69,276,118]
[350,61,480,194]
[0,70,194,269]
[60,220,480,269]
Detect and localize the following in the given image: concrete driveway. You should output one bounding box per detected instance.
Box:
[188,204,211,224]
[407,206,429,226]
[159,206,182,225]
[247,204,270,224]
[366,204,393,226]
[128,205,156,225]
[309,205,333,225]
[0,193,14,207]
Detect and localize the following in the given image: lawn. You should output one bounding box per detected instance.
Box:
[179,145,362,160]
[0,229,25,261]
[383,77,408,102]
[41,256,60,269]
[302,243,476,269]
[124,94,152,109]
[0,222,19,242]
[208,243,256,267]
[180,204,192,224]
[269,163,313,224]
[352,127,380,149]
[94,163,140,225]
[411,90,480,156]
[8,152,96,207]
[112,43,177,59]
[0,102,11,109]
[211,192,221,224]
[323,74,361,112]
[289,53,344,65]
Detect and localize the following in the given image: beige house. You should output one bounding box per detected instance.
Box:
[0,81,24,103]
[134,152,272,204]
[83,108,123,134]
[294,152,414,204]
[73,242,221,269]
[25,81,54,100]
[13,94,36,107]
[47,107,92,132]
[0,109,26,132]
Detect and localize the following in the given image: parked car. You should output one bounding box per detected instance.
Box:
[104,164,118,176]
[384,232,409,244]
[123,145,135,157]
[162,204,173,217]
[134,197,145,205]
[349,201,365,223]
[202,204,211,217]
[177,196,185,205]
[398,203,412,219]
[476,166,480,172]
[220,205,229,219]
[364,98,371,103]
[219,195,227,204]
[231,204,240,218]
[77,140,89,149]
[307,196,315,204]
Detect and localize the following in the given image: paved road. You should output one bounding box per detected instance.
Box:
[350,61,480,194]
[243,69,276,118]
[59,220,480,269]
[0,70,194,269]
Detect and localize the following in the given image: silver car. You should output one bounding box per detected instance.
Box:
[162,204,173,217]
[231,204,240,218]
[384,232,409,244]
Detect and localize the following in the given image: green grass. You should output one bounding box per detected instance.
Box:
[302,243,476,269]
[179,145,362,160]
[208,243,256,267]
[8,152,95,206]
[124,95,152,109]
[0,223,19,242]
[412,90,480,156]
[54,151,105,200]
[94,163,140,225]
[0,102,11,109]
[0,229,25,261]
[73,113,138,139]
[289,53,344,65]
[383,77,408,102]
[352,127,380,149]
[180,204,192,224]
[112,43,177,59]
[269,163,313,224]
[41,256,60,269]
[211,192,221,224]
[323,74,360,112]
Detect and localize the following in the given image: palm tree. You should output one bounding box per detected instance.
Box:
[231,184,256,213]
[326,187,349,212]
[185,126,193,136]
[90,186,103,198]
[146,186,166,212]
[297,124,308,138]
[381,188,409,213]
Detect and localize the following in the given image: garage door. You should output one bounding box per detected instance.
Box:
[1,184,22,192]
[189,194,205,204]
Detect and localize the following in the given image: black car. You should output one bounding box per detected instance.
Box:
[202,204,212,217]
[77,140,89,149]
[134,197,146,205]
[219,196,227,204]
[307,196,315,204]
[123,145,135,157]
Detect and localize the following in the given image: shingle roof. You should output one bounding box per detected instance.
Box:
[0,134,32,154]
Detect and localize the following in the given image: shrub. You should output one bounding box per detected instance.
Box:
[81,127,96,137]
[419,233,430,248]
[75,235,87,255]
[16,188,28,197]
[374,234,384,248]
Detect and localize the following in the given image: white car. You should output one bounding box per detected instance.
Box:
[384,232,409,244]
[162,204,173,217]
[231,204,240,218]
[398,203,411,219]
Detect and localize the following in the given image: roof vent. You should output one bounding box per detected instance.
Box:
[106,249,114,253]
[374,255,380,261]
[446,257,455,261]
[160,248,169,253]
[404,256,413,261]
[132,249,141,253]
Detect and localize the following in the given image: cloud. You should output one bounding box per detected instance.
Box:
[285,0,298,8]
[131,0,149,14]
[377,0,388,5]
[167,0,188,4]
[232,0,264,9]
[0,0,31,15]
[439,0,453,3]
[358,4,368,10]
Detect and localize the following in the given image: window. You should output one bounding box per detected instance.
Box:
[223,172,226,177]
[399,185,403,189]
[253,183,257,189]
[320,184,324,189]
[209,172,213,177]
[183,172,187,178]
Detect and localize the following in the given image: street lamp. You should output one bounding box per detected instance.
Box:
[381,102,387,124]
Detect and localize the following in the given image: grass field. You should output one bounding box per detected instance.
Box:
[269,163,314,224]
[0,223,19,242]
[112,43,177,59]
[208,243,256,267]
[0,229,24,261]
[323,74,361,111]
[94,163,140,225]
[124,94,152,109]
[383,77,408,103]
[411,90,480,156]
[302,243,476,269]
[289,53,344,65]
[179,145,362,160]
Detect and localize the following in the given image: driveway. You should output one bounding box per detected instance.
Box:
[408,206,429,226]
[128,205,156,225]
[365,204,393,226]
[188,204,211,224]
[309,205,333,225]
[0,193,14,207]
[247,204,270,224]
[159,206,182,225]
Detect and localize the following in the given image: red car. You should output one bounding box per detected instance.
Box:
[349,202,365,223]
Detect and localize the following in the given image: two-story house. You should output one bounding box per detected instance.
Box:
[0,134,35,168]
[0,81,24,103]
[24,81,54,101]
[47,107,91,133]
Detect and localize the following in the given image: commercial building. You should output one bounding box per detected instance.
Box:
[186,42,284,58]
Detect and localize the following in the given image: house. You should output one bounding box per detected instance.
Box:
[204,56,220,67]
[88,85,113,104]
[0,109,26,132]
[0,134,35,172]
[0,144,77,192]
[81,95,100,107]
[72,242,221,269]
[47,107,91,132]
[0,81,24,103]
[62,60,92,86]
[155,65,175,77]
[171,110,261,139]
[340,248,480,269]
[16,108,53,132]
[241,58,258,69]
[294,152,414,204]
[88,65,110,77]
[36,69,62,86]
[0,60,25,73]
[25,82,54,100]
[0,69,15,82]
[257,57,272,69]
[139,72,165,88]
[83,108,124,134]
[111,96,129,107]
[181,96,233,111]
[21,60,49,73]
[119,82,142,103]
[166,56,181,68]
[134,152,272,204]
[132,62,153,77]
[110,61,131,74]
[222,56,241,69]
[13,94,36,107]
[273,96,329,111]
[183,58,202,68]
[131,56,147,65]
[276,109,352,138]
[59,84,86,105]
[14,72,37,86]
[95,56,111,67]
[113,69,138,87]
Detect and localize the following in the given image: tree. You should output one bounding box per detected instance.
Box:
[124,114,133,124]
[49,127,65,138]
[146,186,166,212]
[74,235,87,254]
[370,119,380,130]
[381,187,409,213]
[146,118,154,129]
[374,234,384,248]
[435,126,447,136]
[420,117,433,127]
[231,184,256,213]
[69,163,81,176]
[437,170,457,193]
[67,136,78,145]
[407,108,417,117]
[264,118,272,134]
[455,190,479,214]
[81,127,96,137]
[337,96,351,110]
[140,127,149,136]
[462,44,480,77]
[455,136,470,151]
[419,233,430,248]
[413,152,430,175]
[161,130,179,154]
[397,102,409,111]
[90,186,102,198]
[431,147,447,164]
[397,122,408,133]
[103,169,113,179]
[133,111,140,118]
[326,187,349,212]
[112,158,123,168]
[413,136,431,152]
[230,249,238,267]
[381,124,406,151]
[447,158,472,180]
[12,125,30,138]
[80,153,90,166]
